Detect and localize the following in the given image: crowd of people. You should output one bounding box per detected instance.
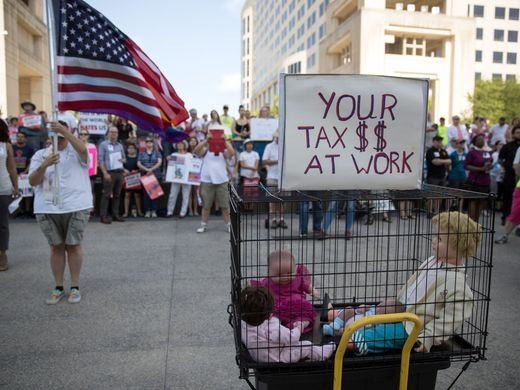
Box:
[0,100,519,300]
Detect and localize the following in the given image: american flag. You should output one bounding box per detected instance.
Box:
[52,0,189,130]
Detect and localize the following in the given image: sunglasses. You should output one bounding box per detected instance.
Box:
[79,133,89,136]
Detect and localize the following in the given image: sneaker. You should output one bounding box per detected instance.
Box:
[0,253,8,272]
[494,235,508,244]
[299,232,308,238]
[313,230,326,240]
[131,210,137,218]
[270,220,279,229]
[68,288,81,304]
[226,223,231,233]
[151,211,158,218]
[46,289,65,305]
[144,211,151,218]
[279,220,288,229]
[197,224,207,233]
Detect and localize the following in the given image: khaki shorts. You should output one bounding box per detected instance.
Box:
[36,210,90,246]
[200,182,229,210]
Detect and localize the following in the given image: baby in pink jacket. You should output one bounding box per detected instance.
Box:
[240,286,335,363]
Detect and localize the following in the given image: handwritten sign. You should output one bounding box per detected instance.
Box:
[87,144,97,176]
[124,172,142,190]
[78,113,108,135]
[18,114,42,129]
[250,118,278,141]
[279,74,428,190]
[165,154,202,186]
[18,174,33,197]
[140,174,164,200]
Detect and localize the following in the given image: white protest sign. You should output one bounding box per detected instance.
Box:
[165,154,202,186]
[279,74,428,190]
[250,118,278,141]
[19,114,42,129]
[18,174,34,197]
[78,113,109,135]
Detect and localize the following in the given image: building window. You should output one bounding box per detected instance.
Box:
[495,7,505,19]
[341,44,352,65]
[297,43,304,51]
[247,60,249,76]
[508,31,518,42]
[494,29,504,41]
[307,0,316,7]
[297,24,305,38]
[493,51,503,63]
[247,38,250,54]
[474,5,484,17]
[510,8,520,20]
[307,53,316,68]
[492,73,502,81]
[307,32,316,49]
[507,52,517,64]
[475,50,482,62]
[319,23,326,39]
[297,5,305,20]
[289,34,295,48]
[288,61,301,74]
[476,28,483,40]
[475,72,481,81]
[289,0,295,13]
[246,82,249,99]
[307,12,316,28]
[247,16,250,33]
[506,74,516,81]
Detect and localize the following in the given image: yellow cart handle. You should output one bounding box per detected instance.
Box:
[333,312,423,390]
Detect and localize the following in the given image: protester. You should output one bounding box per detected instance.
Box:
[299,201,324,238]
[425,135,451,217]
[490,117,509,147]
[437,117,448,146]
[233,105,250,139]
[447,115,469,153]
[137,136,162,218]
[28,121,92,303]
[186,108,205,142]
[18,101,46,151]
[193,130,235,233]
[187,137,200,216]
[166,141,192,218]
[0,119,19,271]
[498,125,520,225]
[12,132,35,218]
[495,147,520,244]
[262,131,287,229]
[204,110,222,131]
[117,117,135,143]
[447,140,467,189]
[98,126,126,224]
[122,142,143,218]
[221,105,235,138]
[465,134,493,221]
[8,117,18,143]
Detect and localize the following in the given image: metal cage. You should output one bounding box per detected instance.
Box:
[229,184,494,390]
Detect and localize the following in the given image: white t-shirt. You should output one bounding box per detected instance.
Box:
[447,124,469,143]
[239,150,260,178]
[29,143,93,214]
[262,141,279,180]
[200,151,229,184]
[490,123,508,146]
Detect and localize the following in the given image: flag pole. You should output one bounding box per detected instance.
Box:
[45,0,62,208]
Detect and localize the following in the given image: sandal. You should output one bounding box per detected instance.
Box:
[383,216,392,223]
[400,213,408,220]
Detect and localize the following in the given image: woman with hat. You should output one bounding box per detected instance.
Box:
[19,101,47,151]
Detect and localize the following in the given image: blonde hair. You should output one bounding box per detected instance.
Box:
[432,212,482,258]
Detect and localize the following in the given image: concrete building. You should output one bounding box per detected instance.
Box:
[242,0,520,121]
[241,0,332,112]
[0,0,51,117]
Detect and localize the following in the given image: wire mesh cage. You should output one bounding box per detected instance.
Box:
[229,184,494,390]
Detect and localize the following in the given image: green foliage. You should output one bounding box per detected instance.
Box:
[468,80,520,123]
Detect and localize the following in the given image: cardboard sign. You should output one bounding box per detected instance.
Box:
[78,113,108,135]
[279,74,428,190]
[140,174,164,200]
[87,144,98,176]
[165,154,202,186]
[250,118,278,141]
[18,174,33,197]
[18,114,42,129]
[208,128,226,154]
[124,172,142,190]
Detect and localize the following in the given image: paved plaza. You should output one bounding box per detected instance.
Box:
[0,216,519,389]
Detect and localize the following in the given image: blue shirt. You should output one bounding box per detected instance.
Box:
[98,140,126,171]
[448,150,467,181]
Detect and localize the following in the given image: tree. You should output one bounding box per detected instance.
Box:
[468,80,520,123]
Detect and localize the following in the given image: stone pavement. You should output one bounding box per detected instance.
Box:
[0,216,519,389]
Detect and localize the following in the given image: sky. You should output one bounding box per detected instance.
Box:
[87,0,245,118]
